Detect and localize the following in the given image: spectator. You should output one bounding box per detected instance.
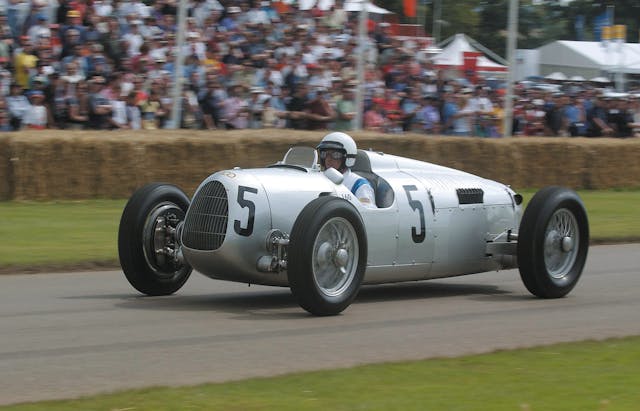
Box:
[363,99,387,132]
[248,87,268,129]
[0,97,12,131]
[220,84,248,130]
[399,88,422,132]
[449,93,475,136]
[87,75,112,129]
[7,82,30,130]
[417,95,440,135]
[544,93,564,136]
[562,95,586,137]
[125,91,142,130]
[334,86,356,131]
[14,37,38,89]
[67,80,90,129]
[286,84,309,130]
[607,97,634,138]
[199,79,225,130]
[630,97,640,137]
[306,87,335,130]
[22,90,49,129]
[109,90,130,129]
[586,97,614,137]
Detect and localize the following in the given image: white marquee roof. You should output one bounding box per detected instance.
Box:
[297,0,393,14]
[538,40,640,75]
[432,34,507,72]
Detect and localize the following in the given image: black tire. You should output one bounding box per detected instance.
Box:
[118,183,192,296]
[517,186,589,298]
[288,197,367,316]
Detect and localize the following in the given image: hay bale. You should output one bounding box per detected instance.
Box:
[0,135,11,200]
[4,130,640,200]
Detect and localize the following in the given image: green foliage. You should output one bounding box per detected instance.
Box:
[383,0,640,58]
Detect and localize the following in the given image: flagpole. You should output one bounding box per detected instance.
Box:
[354,0,368,131]
[502,0,518,138]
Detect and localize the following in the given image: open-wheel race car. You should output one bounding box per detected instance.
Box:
[118,145,589,316]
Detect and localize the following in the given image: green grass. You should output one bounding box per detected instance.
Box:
[520,189,640,242]
[0,190,638,269]
[2,336,639,411]
[0,200,125,268]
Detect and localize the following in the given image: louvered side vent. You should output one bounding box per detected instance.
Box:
[456,188,484,205]
[182,181,228,251]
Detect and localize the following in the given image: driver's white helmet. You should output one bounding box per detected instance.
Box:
[316,132,357,168]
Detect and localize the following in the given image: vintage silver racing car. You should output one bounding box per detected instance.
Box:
[118,146,589,315]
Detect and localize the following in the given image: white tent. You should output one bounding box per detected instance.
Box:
[432,33,507,73]
[297,0,393,14]
[537,40,640,78]
[545,72,567,81]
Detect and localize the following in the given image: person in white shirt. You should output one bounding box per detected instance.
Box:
[317,132,376,209]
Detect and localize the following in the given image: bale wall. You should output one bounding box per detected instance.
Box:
[1,130,639,200]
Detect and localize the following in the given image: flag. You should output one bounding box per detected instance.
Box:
[403,0,416,18]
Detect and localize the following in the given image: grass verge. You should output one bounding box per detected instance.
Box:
[1,190,639,272]
[2,336,639,411]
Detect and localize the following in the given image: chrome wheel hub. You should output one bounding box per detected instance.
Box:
[544,208,579,280]
[312,217,359,297]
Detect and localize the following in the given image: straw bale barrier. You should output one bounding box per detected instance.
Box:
[0,130,639,200]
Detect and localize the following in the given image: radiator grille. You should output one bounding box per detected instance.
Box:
[182,181,228,250]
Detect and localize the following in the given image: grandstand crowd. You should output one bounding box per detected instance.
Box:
[1,0,639,137]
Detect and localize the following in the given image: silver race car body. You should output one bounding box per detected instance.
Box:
[119,147,589,315]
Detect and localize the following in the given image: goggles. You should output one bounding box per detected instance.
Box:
[319,150,345,160]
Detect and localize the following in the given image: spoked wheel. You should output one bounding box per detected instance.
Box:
[118,183,192,296]
[288,197,367,316]
[517,187,589,298]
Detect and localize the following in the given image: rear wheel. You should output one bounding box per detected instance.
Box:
[118,183,192,295]
[517,187,589,298]
[288,197,367,316]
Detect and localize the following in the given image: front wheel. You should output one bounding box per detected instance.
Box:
[118,183,192,296]
[288,197,367,316]
[517,187,589,298]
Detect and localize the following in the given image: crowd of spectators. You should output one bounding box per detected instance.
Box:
[0,0,639,137]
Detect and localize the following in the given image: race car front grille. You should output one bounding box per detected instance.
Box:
[182,181,228,251]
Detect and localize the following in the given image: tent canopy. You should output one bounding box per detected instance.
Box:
[432,34,507,72]
[538,40,640,75]
[297,0,393,14]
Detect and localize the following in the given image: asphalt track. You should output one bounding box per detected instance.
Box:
[1,244,638,406]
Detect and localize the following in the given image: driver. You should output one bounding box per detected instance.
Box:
[317,132,376,208]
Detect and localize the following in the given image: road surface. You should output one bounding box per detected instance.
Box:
[1,244,638,405]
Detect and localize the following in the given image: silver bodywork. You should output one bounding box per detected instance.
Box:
[180,148,522,287]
